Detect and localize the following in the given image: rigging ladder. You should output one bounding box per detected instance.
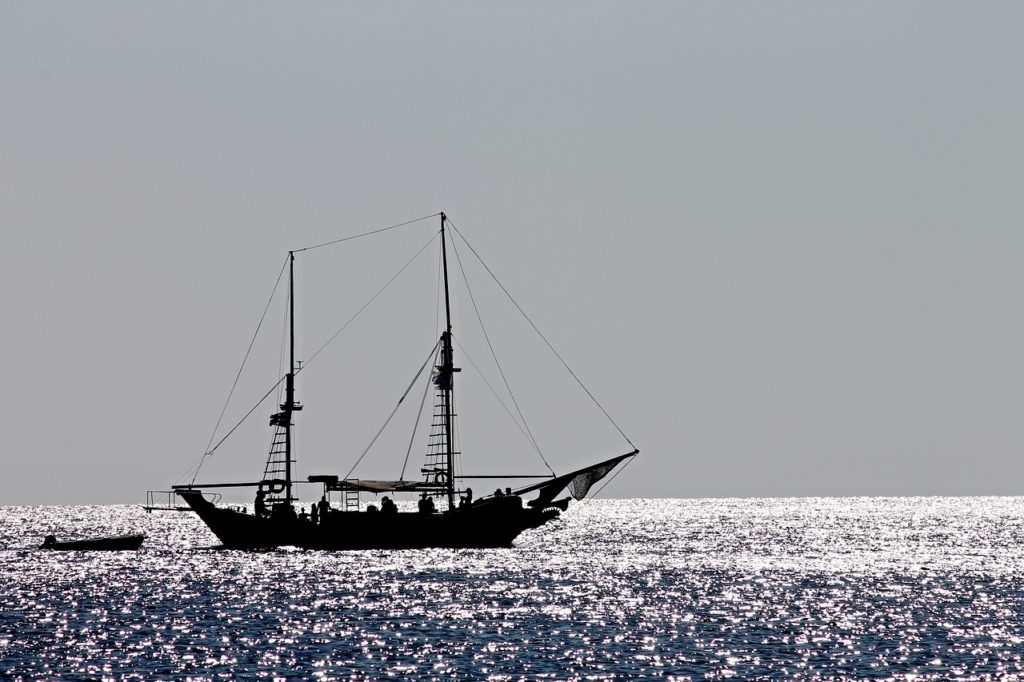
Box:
[421,382,459,488]
[262,423,292,505]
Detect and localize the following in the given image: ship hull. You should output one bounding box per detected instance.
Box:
[179,490,560,550]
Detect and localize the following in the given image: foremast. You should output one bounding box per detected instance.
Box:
[268,251,302,507]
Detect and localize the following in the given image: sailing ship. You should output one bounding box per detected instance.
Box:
[173,213,636,549]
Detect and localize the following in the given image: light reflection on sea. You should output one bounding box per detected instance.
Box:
[3,498,1024,680]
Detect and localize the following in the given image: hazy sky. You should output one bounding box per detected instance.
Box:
[3,2,1023,504]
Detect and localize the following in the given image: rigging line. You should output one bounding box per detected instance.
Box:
[293,213,441,253]
[297,230,440,374]
[182,377,287,488]
[447,220,636,450]
[344,339,442,482]
[454,339,546,465]
[448,238,555,476]
[205,375,288,459]
[400,343,442,480]
[188,255,289,485]
[175,452,209,488]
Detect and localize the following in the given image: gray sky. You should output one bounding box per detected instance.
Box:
[2,2,1023,504]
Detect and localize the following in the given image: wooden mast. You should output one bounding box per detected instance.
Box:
[439,213,456,510]
[284,250,296,507]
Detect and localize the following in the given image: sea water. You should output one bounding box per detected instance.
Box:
[2,498,1024,680]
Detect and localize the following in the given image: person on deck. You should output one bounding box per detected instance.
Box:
[254,489,267,518]
[381,496,398,514]
[317,496,330,521]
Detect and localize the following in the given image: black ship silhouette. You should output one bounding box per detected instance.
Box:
[163,213,636,549]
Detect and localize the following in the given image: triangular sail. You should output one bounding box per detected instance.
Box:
[567,457,622,500]
[518,450,637,508]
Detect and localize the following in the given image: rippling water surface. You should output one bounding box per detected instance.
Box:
[3,498,1024,680]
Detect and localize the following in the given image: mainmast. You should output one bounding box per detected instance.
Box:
[439,213,459,510]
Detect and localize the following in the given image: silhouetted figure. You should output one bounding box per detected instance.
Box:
[419,494,435,515]
[506,487,511,497]
[381,496,398,514]
[465,488,473,505]
[299,507,309,523]
[494,488,504,498]
[254,489,267,518]
[311,503,319,525]
[317,496,330,521]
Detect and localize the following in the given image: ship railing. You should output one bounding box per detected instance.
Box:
[144,489,221,512]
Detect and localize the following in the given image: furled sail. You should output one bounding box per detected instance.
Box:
[333,479,434,493]
[519,450,637,509]
[567,457,623,500]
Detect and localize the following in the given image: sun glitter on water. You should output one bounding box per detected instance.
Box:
[3,498,1024,680]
